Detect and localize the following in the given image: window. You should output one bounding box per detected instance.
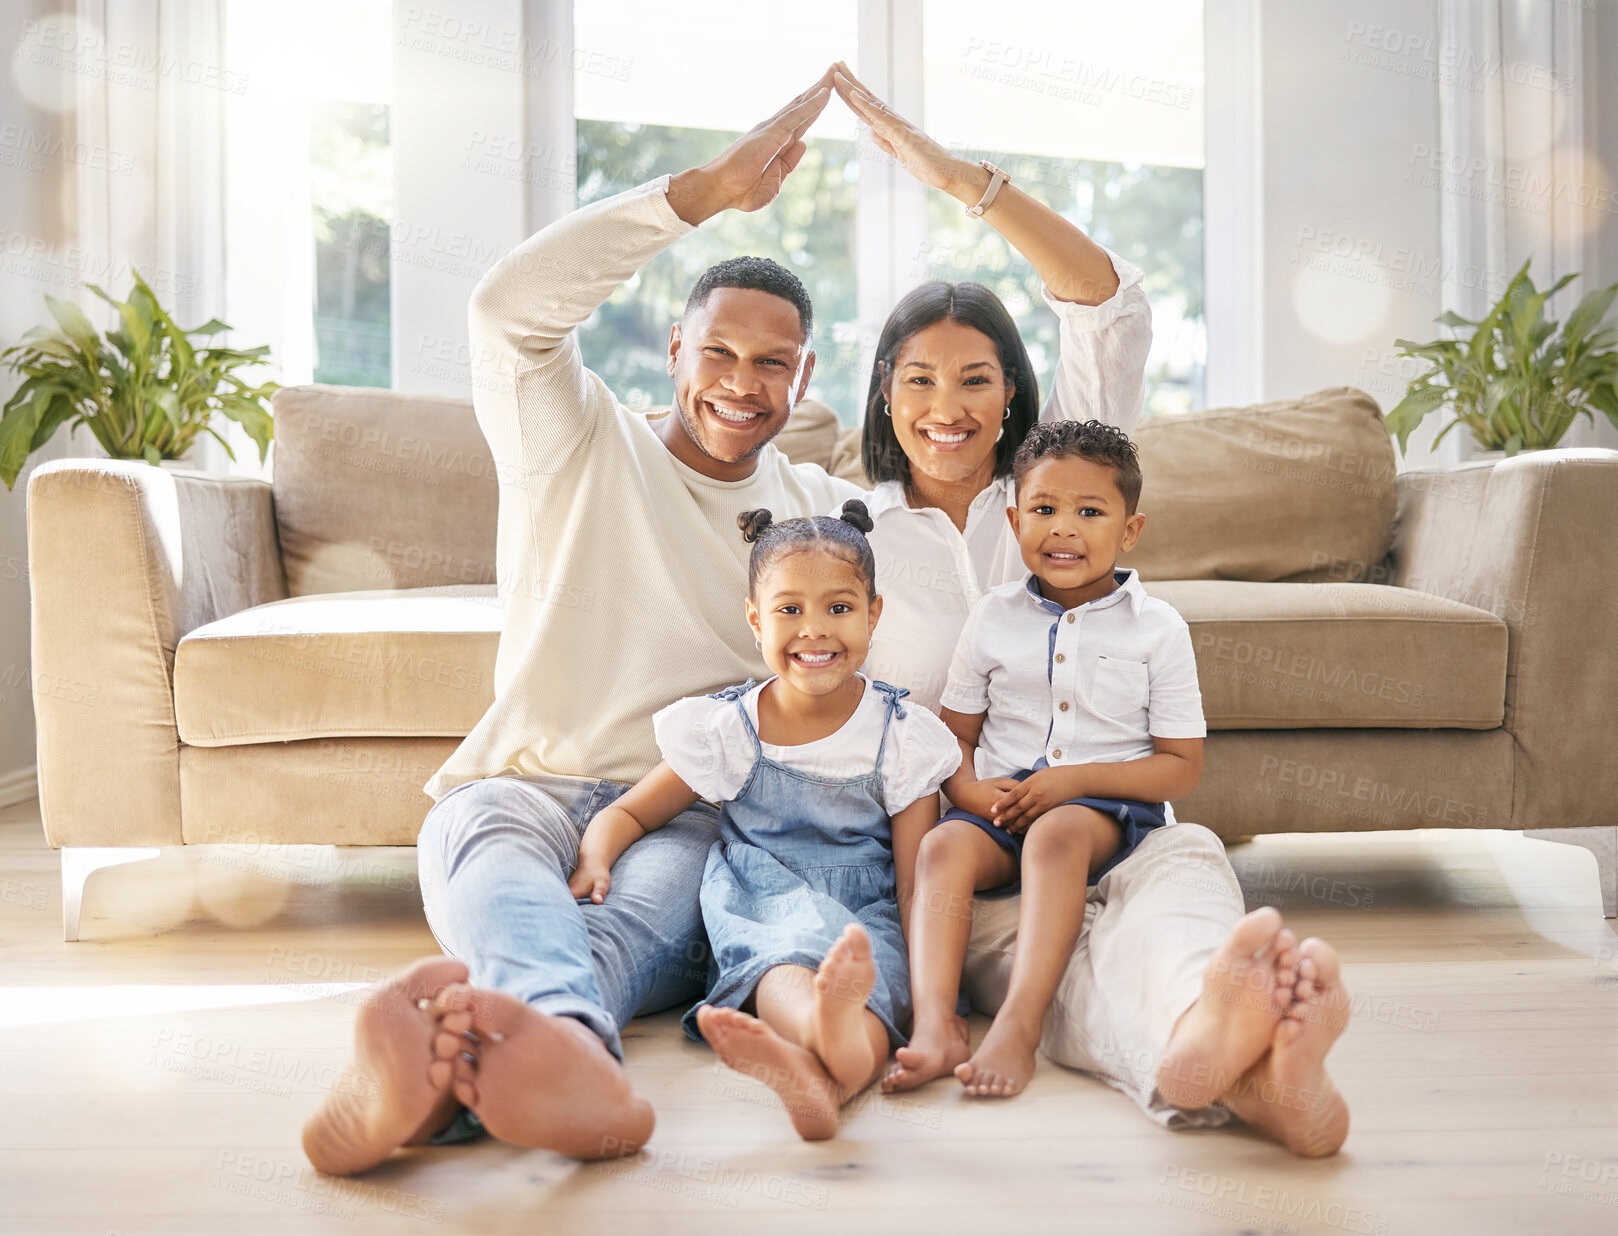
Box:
[224,0,393,391]
[310,100,391,386]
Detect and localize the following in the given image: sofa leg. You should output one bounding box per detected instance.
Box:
[61,847,162,941]
[1523,827,1618,918]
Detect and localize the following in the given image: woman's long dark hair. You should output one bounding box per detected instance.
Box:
[860,281,1041,488]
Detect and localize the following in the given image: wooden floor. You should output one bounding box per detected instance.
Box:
[2,800,1616,1236]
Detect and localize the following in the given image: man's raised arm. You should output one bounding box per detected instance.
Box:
[465,72,835,476]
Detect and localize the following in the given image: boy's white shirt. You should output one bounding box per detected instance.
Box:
[847,253,1154,715]
[652,673,961,812]
[939,568,1206,824]
[425,176,861,799]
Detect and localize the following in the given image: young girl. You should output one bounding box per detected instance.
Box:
[568,498,960,1139]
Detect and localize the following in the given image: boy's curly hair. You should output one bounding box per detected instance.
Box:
[1011,419,1143,514]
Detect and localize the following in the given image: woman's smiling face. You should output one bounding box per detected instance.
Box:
[885,319,1012,488]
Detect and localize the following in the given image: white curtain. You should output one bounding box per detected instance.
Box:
[73,0,269,474]
[1436,0,1594,459]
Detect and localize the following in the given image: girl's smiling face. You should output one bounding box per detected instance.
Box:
[745,550,883,697]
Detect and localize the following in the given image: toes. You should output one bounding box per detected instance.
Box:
[437,1009,473,1037]
[427,1059,453,1089]
[1272,928,1297,961]
[452,1077,479,1108]
[432,1029,464,1061]
[1229,906,1283,955]
[1299,938,1341,987]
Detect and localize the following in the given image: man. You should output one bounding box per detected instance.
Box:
[302,70,860,1174]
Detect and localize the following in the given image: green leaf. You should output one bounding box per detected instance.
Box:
[29,391,79,453]
[142,443,163,466]
[1563,283,1618,349]
[1384,386,1451,452]
[189,318,232,336]
[0,388,44,489]
[155,389,181,430]
[43,295,100,354]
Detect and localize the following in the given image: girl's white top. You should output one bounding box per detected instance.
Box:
[849,253,1153,715]
[653,673,961,812]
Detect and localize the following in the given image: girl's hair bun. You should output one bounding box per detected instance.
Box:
[838,498,873,535]
[737,508,774,544]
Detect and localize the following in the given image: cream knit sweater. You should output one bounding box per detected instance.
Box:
[425,176,861,799]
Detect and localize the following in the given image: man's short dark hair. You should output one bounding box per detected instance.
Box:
[684,256,814,341]
[1012,419,1144,514]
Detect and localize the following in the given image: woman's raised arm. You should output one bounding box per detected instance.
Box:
[831,61,1118,306]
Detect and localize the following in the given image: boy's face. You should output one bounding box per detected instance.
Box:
[1007,454,1145,598]
[745,552,884,698]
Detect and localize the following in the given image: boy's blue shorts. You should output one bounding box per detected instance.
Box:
[938,768,1167,896]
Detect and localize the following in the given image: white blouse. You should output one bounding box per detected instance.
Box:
[652,674,962,812]
[852,254,1153,714]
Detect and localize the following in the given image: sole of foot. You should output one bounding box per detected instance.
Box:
[810,924,879,1092]
[1223,937,1352,1158]
[434,984,654,1160]
[1155,906,1299,1111]
[954,1015,1040,1097]
[301,956,469,1176]
[882,1013,971,1093]
[697,1004,840,1140]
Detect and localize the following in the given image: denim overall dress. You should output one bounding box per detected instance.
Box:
[680,677,913,1048]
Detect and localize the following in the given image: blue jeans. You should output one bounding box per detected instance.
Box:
[417,773,720,1061]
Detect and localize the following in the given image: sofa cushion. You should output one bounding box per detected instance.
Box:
[271,385,499,596]
[1120,387,1397,583]
[174,586,500,746]
[1147,580,1507,729]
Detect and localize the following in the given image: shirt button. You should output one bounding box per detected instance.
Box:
[1066,614,1075,623]
[1055,653,1065,663]
[1060,701,1069,711]
[1053,749,1063,758]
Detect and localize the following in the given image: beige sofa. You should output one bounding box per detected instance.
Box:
[27,384,1618,938]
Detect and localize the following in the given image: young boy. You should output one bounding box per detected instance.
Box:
[892,418,1206,1098]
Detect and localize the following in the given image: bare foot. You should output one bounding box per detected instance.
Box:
[1155,906,1299,1110]
[697,1004,841,1140]
[1222,938,1351,1157]
[810,924,879,1091]
[882,1013,970,1093]
[955,1014,1040,1097]
[301,956,469,1176]
[435,984,654,1159]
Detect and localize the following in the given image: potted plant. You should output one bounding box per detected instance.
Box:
[1384,260,1618,457]
[0,270,279,489]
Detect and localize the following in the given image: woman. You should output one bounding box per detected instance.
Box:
[827,65,1351,1157]
[827,66,1152,711]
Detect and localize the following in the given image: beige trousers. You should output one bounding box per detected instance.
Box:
[961,822,1246,1129]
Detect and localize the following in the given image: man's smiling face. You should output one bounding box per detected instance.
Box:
[666,287,815,469]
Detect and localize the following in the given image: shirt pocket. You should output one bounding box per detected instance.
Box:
[1091,656,1149,716]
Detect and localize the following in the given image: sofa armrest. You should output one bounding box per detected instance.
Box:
[26,461,288,847]
[1391,448,1618,828]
